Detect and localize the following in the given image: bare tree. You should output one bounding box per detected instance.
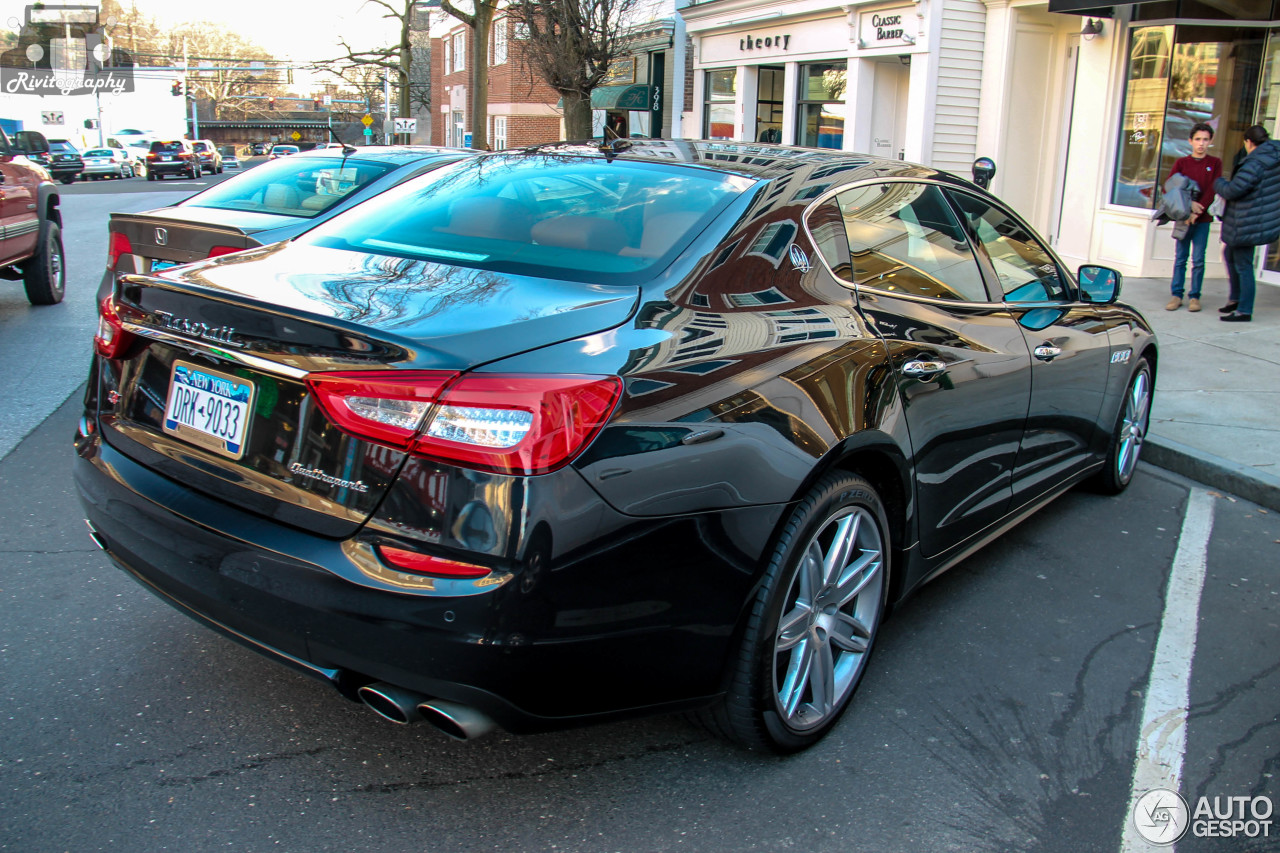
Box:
[438,0,501,150]
[319,0,426,123]
[509,0,641,141]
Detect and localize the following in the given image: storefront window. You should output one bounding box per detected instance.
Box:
[1258,31,1280,277]
[797,63,847,149]
[1112,25,1269,209]
[756,67,784,143]
[704,69,737,141]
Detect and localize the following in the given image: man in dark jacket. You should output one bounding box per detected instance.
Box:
[1213,125,1280,322]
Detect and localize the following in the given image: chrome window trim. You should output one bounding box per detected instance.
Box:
[800,175,1078,308]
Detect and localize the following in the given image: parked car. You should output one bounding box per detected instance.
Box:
[99,146,471,298]
[37,139,84,184]
[79,141,1156,752]
[0,128,65,304]
[81,147,135,180]
[251,142,268,155]
[218,145,240,170]
[269,144,300,159]
[144,140,200,180]
[191,139,223,175]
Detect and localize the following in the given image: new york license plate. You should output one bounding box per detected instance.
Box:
[163,361,254,459]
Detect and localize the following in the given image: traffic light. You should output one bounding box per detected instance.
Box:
[267,97,275,110]
[171,81,181,97]
[314,98,322,110]
[83,118,98,129]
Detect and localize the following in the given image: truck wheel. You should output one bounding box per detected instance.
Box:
[23,222,65,305]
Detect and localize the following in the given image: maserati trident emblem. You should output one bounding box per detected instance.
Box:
[155,227,168,246]
[789,244,811,272]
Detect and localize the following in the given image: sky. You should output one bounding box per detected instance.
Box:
[0,0,411,69]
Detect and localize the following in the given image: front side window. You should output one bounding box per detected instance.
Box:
[813,182,987,302]
[946,189,1069,302]
[797,63,846,150]
[703,69,737,141]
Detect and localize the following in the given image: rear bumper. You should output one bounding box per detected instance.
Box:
[74,410,781,732]
[147,161,193,175]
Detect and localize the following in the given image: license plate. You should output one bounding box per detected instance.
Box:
[150,260,178,271]
[161,155,172,161]
[163,361,254,459]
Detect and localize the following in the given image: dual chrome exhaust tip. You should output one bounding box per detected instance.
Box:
[357,682,497,741]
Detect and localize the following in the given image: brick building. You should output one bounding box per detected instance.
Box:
[430,6,694,149]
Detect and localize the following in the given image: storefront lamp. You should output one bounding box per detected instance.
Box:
[1081,18,1104,40]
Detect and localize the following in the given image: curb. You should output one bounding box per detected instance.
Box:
[1144,435,1280,512]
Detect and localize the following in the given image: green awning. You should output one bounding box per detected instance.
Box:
[592,84,654,111]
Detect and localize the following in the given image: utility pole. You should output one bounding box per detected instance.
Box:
[383,66,391,145]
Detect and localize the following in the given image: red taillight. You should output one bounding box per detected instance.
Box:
[305,371,623,475]
[207,245,243,259]
[375,545,490,578]
[106,231,132,269]
[94,296,136,359]
[146,153,158,161]
[306,371,457,450]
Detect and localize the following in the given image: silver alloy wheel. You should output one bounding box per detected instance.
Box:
[1117,368,1151,482]
[772,506,884,732]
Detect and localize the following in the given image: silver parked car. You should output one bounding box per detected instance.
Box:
[81,147,134,179]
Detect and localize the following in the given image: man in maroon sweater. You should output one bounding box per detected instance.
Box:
[1165,122,1223,312]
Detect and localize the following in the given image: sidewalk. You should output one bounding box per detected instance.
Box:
[1121,274,1280,510]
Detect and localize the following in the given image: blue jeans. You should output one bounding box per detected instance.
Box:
[1223,244,1257,315]
[1171,221,1210,299]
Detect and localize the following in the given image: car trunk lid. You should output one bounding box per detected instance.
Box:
[97,242,639,536]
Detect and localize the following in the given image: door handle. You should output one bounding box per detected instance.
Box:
[1033,345,1062,361]
[902,359,948,378]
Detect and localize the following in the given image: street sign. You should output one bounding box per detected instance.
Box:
[464,132,473,149]
[363,128,373,138]
[291,131,301,141]
[393,118,417,134]
[361,114,374,127]
[323,95,333,107]
[41,111,64,125]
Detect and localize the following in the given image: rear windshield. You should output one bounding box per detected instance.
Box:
[302,155,752,284]
[183,155,396,218]
[218,146,236,156]
[150,141,186,153]
[272,146,299,154]
[84,149,113,157]
[50,141,78,153]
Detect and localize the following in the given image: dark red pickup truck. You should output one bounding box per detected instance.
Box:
[0,128,65,304]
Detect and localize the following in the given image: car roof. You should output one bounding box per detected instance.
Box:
[511,140,940,184]
[287,145,469,163]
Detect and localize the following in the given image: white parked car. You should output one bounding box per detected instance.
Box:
[81,147,135,179]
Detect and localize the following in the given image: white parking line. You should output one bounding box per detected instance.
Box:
[1119,487,1215,852]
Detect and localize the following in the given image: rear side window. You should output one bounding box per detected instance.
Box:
[184,156,396,217]
[302,155,753,284]
[811,182,988,302]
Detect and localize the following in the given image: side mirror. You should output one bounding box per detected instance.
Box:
[1078,265,1122,303]
[13,131,49,155]
[972,156,997,190]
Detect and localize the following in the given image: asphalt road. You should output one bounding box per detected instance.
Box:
[1,183,1276,853]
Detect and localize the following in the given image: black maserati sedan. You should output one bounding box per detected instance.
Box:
[75,141,1156,752]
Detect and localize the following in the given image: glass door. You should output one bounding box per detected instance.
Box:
[1258,29,1280,283]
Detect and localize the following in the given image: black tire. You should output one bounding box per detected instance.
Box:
[1092,360,1153,494]
[60,175,77,185]
[699,472,891,752]
[23,221,65,305]
[147,171,156,181]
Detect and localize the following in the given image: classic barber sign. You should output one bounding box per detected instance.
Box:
[857,6,919,49]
